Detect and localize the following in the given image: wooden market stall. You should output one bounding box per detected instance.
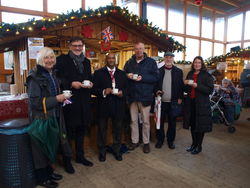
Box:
[0,6,185,94]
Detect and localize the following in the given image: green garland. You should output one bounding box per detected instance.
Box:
[0,5,186,53]
[205,47,250,66]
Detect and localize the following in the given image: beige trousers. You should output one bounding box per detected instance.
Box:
[130,102,151,144]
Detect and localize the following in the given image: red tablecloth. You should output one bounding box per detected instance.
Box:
[0,99,28,121]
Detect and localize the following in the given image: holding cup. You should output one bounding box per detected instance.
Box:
[187,80,194,85]
[133,74,139,80]
[82,80,91,86]
[63,90,72,99]
[112,88,119,94]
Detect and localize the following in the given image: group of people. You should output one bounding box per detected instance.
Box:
[26,37,215,188]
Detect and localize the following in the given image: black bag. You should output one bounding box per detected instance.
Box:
[171,101,183,117]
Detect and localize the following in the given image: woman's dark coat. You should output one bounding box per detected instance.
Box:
[183,70,214,132]
[26,65,72,169]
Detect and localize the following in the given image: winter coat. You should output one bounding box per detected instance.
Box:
[26,65,72,169]
[183,70,214,132]
[240,69,250,87]
[124,53,159,105]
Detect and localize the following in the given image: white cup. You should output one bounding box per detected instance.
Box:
[83,80,91,86]
[188,80,194,85]
[112,88,119,94]
[133,74,138,80]
[63,90,72,98]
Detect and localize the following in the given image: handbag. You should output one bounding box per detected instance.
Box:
[27,97,59,162]
[171,101,183,117]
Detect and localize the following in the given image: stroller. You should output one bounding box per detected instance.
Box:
[210,91,240,133]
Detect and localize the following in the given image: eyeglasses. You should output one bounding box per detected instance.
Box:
[71,44,83,48]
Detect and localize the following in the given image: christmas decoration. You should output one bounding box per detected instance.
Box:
[101,26,113,42]
[81,25,94,38]
[100,41,111,52]
[195,0,202,6]
[118,31,128,42]
[0,5,186,53]
[41,26,47,31]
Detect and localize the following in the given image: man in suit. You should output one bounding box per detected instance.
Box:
[155,52,184,149]
[55,37,93,173]
[92,53,127,162]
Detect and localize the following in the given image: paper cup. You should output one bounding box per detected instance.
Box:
[83,80,90,86]
[112,88,119,94]
[63,90,72,98]
[133,74,138,80]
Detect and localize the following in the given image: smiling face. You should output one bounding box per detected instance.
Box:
[106,53,116,69]
[164,56,174,68]
[193,58,202,72]
[134,43,145,59]
[43,53,55,71]
[69,40,84,56]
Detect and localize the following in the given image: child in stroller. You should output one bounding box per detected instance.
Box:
[210,79,241,133]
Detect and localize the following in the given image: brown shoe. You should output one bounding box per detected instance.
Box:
[143,144,150,153]
[128,143,139,150]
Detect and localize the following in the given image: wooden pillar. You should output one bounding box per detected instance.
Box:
[212,10,216,57]
[81,0,85,10]
[139,0,143,17]
[183,0,187,60]
[43,0,47,17]
[113,0,117,6]
[224,16,228,54]
[198,5,202,56]
[165,0,169,31]
[241,11,246,48]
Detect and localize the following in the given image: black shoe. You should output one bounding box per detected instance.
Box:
[38,179,58,188]
[50,172,63,181]
[168,142,175,149]
[114,153,123,161]
[99,154,106,162]
[143,144,150,153]
[191,146,202,154]
[63,157,75,174]
[76,157,94,167]
[186,145,196,152]
[128,143,139,150]
[155,141,163,149]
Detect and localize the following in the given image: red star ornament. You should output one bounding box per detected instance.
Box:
[81,25,94,38]
[118,31,128,42]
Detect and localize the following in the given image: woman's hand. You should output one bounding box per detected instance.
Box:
[71,81,83,89]
[192,83,198,88]
[56,94,66,103]
[184,80,189,85]
[81,81,93,89]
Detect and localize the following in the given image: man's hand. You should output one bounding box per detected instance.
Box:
[135,75,142,81]
[104,88,113,95]
[71,81,83,89]
[127,73,133,79]
[115,90,123,97]
[82,81,93,89]
[192,83,198,88]
[156,90,164,96]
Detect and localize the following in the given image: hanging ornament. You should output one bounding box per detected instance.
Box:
[16,30,20,35]
[81,25,94,38]
[112,9,118,13]
[195,0,202,5]
[100,41,111,52]
[41,26,47,31]
[118,31,128,42]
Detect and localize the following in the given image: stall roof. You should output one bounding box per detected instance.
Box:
[0,5,185,53]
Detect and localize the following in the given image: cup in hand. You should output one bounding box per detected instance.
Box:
[133,74,139,80]
[82,80,91,86]
[63,90,72,99]
[112,88,119,94]
[188,80,194,85]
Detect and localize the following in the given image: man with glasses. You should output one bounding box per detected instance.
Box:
[55,37,93,174]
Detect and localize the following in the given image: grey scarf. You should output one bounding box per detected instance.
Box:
[69,51,85,74]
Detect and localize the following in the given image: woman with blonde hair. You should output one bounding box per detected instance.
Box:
[26,47,67,188]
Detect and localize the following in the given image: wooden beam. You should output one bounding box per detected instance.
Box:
[227,4,250,16]
[0,6,57,17]
[219,0,240,8]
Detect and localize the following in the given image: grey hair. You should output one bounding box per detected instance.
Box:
[37,47,56,66]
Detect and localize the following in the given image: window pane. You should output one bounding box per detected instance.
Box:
[214,43,224,56]
[226,43,241,53]
[85,0,113,9]
[117,0,138,15]
[244,42,250,48]
[201,41,212,60]
[48,0,81,14]
[185,38,199,61]
[186,3,199,36]
[2,12,42,24]
[215,13,225,41]
[147,1,166,30]
[244,11,250,40]
[173,36,184,61]
[227,13,243,41]
[202,8,213,39]
[1,0,43,11]
[168,0,184,33]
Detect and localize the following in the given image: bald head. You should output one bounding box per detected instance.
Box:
[134,42,145,60]
[105,53,116,69]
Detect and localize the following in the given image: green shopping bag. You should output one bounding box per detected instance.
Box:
[28,97,59,162]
